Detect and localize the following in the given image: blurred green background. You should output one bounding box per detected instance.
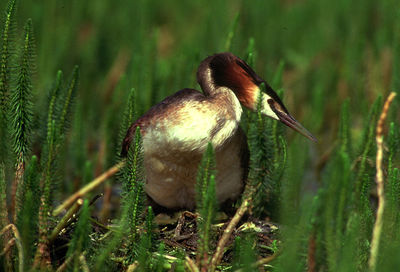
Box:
[9,0,398,150]
[1,0,400,270]
[3,0,399,215]
[7,0,399,149]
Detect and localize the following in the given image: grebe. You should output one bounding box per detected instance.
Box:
[121,52,315,211]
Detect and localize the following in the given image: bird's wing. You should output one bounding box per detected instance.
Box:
[121,88,205,157]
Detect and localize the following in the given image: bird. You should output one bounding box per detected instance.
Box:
[121,52,315,212]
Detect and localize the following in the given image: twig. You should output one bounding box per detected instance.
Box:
[53,161,125,216]
[103,48,132,103]
[90,217,111,231]
[153,252,177,261]
[253,253,278,267]
[0,238,15,255]
[56,254,74,272]
[233,253,278,272]
[33,196,52,269]
[209,187,253,272]
[126,262,138,272]
[79,253,90,272]
[368,92,396,272]
[49,198,84,243]
[307,233,317,272]
[0,224,24,272]
[0,164,12,271]
[185,256,200,272]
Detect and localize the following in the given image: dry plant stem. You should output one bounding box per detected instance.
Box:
[126,262,138,272]
[57,256,73,272]
[233,253,278,272]
[185,256,200,272]
[33,237,51,269]
[104,48,131,102]
[210,188,253,272]
[33,195,52,269]
[90,217,111,231]
[0,168,11,271]
[49,198,84,243]
[0,224,24,272]
[54,160,125,216]
[307,233,317,272]
[56,254,74,272]
[79,254,90,272]
[153,252,177,261]
[254,253,278,267]
[368,92,396,272]
[0,238,15,255]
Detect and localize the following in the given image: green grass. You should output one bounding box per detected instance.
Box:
[0,0,400,271]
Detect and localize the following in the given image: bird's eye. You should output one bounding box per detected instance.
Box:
[267,99,281,115]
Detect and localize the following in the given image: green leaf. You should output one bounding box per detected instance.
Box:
[0,0,17,163]
[121,126,145,245]
[0,0,17,111]
[11,18,35,161]
[16,156,39,269]
[119,88,137,144]
[196,142,216,210]
[197,174,217,270]
[58,65,79,136]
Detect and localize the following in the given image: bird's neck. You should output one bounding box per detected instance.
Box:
[198,67,217,96]
[212,87,242,121]
[198,67,243,123]
[205,87,243,148]
[197,66,243,134]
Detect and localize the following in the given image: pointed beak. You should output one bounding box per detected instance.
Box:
[276,111,317,142]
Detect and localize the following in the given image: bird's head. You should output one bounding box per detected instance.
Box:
[197,52,316,142]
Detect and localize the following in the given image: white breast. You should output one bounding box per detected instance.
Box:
[141,89,245,209]
[143,128,245,209]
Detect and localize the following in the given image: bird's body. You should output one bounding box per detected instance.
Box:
[122,53,315,211]
[122,88,248,209]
